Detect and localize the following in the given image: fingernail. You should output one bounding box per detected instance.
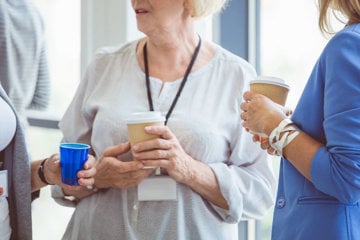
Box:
[144,126,153,131]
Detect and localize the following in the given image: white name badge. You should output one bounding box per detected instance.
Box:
[0,170,8,198]
[138,176,177,201]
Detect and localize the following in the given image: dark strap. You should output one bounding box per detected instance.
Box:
[143,36,202,125]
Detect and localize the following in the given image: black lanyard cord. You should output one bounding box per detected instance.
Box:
[143,36,202,125]
[144,43,154,111]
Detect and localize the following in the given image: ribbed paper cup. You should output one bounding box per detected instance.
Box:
[126,111,165,147]
[250,76,290,106]
[126,111,165,174]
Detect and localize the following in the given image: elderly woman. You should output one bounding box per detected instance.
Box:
[241,0,360,239]
[52,0,276,239]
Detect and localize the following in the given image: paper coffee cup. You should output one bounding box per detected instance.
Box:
[249,76,290,137]
[126,111,165,146]
[126,111,165,174]
[250,76,290,106]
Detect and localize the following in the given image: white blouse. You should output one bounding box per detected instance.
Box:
[53,40,276,240]
[0,97,15,240]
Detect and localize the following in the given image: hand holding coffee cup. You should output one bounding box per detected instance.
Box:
[248,76,290,137]
[126,111,165,175]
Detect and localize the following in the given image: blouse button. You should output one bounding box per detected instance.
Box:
[276,198,286,208]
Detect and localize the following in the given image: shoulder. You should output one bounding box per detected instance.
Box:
[198,42,257,96]
[214,43,253,66]
[316,24,360,93]
[323,24,360,59]
[85,40,138,74]
[216,44,255,71]
[334,23,360,40]
[93,40,138,62]
[210,43,257,80]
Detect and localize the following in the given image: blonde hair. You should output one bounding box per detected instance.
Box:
[318,0,360,33]
[189,0,228,18]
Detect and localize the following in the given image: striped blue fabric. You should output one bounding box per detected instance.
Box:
[0,0,50,123]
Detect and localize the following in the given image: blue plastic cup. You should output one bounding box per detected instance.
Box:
[59,143,90,186]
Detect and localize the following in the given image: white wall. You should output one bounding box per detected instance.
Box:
[81,0,129,74]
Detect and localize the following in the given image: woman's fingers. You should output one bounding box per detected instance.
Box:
[144,125,173,140]
[102,142,131,157]
[78,176,95,186]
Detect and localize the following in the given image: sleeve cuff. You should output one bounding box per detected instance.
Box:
[51,185,77,208]
[209,163,243,223]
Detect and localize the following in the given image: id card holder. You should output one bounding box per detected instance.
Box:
[138,176,177,201]
[0,170,8,198]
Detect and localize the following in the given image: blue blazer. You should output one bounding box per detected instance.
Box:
[272,23,360,239]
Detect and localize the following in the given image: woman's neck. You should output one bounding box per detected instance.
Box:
[138,32,202,82]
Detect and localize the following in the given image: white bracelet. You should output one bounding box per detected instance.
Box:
[269,118,301,156]
[268,118,293,144]
[283,128,300,149]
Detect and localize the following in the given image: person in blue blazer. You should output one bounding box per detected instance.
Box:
[240,0,360,239]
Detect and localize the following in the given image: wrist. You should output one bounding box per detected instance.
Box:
[38,158,54,185]
[268,118,301,156]
[265,117,285,136]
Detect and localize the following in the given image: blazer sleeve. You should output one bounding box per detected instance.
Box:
[311,29,360,204]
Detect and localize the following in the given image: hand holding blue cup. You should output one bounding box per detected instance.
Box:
[60,143,90,186]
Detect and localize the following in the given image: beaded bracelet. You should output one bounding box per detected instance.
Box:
[38,158,54,185]
[268,118,301,156]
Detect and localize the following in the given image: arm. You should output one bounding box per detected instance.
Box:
[31,159,49,191]
[241,30,360,203]
[185,160,228,209]
[132,126,227,209]
[92,142,152,190]
[134,125,276,221]
[241,92,323,180]
[31,154,96,194]
[308,31,360,203]
[52,143,153,205]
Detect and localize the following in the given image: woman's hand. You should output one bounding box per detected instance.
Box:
[45,153,97,190]
[253,135,280,156]
[94,142,153,189]
[133,125,229,209]
[132,125,195,185]
[240,91,290,136]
